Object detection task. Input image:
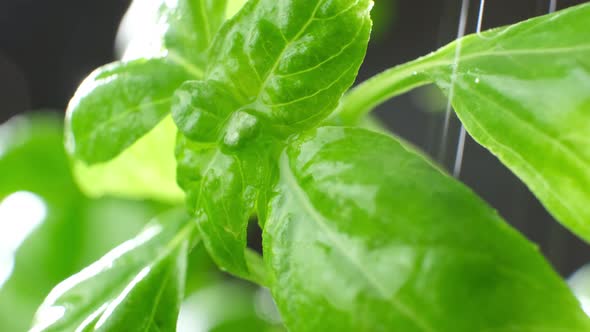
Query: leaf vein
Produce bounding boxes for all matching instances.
[274,17,365,79]
[280,154,437,332]
[254,0,324,102]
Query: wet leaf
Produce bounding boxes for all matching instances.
[264,126,590,331]
[172,0,372,280]
[65,58,190,164]
[340,3,590,243]
[425,4,590,243]
[175,134,273,281]
[174,0,373,140]
[31,210,193,332]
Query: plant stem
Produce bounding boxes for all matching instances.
[336,54,440,125]
[245,249,270,287]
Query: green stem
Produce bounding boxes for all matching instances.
[336,54,439,125]
[244,249,270,287]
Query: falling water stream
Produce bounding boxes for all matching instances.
[549,0,557,12]
[448,0,557,178]
[452,0,486,178]
[438,0,469,168]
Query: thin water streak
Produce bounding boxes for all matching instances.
[476,0,486,33]
[438,0,470,165]
[549,0,557,13]
[452,0,486,177]
[453,127,468,177]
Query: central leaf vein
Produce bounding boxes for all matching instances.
[279,154,437,332]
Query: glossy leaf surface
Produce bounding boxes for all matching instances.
[31,210,192,332]
[176,137,250,276]
[173,0,373,140]
[172,0,372,279]
[264,126,590,331]
[341,3,590,243]
[425,4,590,243]
[66,58,190,164]
[71,0,234,199]
[176,134,273,280]
[172,80,242,143]
[161,0,228,70]
[119,0,230,68]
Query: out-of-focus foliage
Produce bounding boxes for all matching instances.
[0,114,165,331]
[73,116,184,203]
[31,210,192,331]
[178,281,283,332]
[0,113,284,331]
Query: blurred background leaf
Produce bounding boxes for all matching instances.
[72,116,184,204]
[0,113,284,331]
[0,114,167,331]
[178,280,283,332]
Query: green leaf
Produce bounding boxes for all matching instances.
[0,114,160,332]
[72,116,184,203]
[116,0,167,60]
[176,134,273,281]
[119,0,230,72]
[0,195,159,332]
[176,138,250,276]
[264,126,590,331]
[226,0,248,18]
[0,115,83,332]
[71,0,234,199]
[172,80,242,143]
[31,210,193,332]
[0,114,78,200]
[425,4,590,243]
[66,58,191,164]
[171,0,372,280]
[173,0,373,140]
[161,0,229,70]
[338,3,590,243]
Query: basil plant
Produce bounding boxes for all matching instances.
[14,0,590,331]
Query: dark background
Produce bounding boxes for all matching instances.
[0,0,589,276]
